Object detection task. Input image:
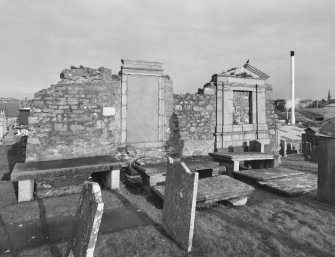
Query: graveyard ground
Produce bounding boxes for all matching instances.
[1,146,335,257]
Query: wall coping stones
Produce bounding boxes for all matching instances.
[121,59,164,76]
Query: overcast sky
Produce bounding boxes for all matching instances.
[0,0,334,100]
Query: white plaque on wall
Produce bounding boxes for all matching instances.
[103,107,115,116]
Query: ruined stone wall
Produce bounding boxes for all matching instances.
[265,85,280,153]
[167,93,216,156]
[26,67,121,162]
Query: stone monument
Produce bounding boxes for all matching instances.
[66,181,104,257]
[318,139,335,206]
[162,157,198,253]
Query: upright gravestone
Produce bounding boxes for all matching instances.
[163,157,198,253]
[318,139,335,206]
[66,181,104,257]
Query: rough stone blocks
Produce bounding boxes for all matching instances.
[18,179,34,202]
[66,181,104,257]
[163,157,198,253]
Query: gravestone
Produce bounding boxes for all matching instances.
[66,181,104,257]
[163,157,198,253]
[318,139,335,206]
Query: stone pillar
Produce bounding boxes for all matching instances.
[215,83,223,150]
[18,180,34,202]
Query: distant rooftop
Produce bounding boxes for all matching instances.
[0,101,19,117]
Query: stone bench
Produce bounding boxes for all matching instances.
[11,156,123,202]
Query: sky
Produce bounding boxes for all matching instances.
[0,0,334,100]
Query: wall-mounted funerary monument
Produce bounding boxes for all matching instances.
[210,63,273,153]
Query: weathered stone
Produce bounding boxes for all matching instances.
[66,182,104,257]
[257,173,317,196]
[318,140,335,205]
[69,124,85,132]
[54,123,68,132]
[234,167,304,181]
[163,158,198,253]
[25,66,122,162]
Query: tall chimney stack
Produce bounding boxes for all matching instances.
[291,51,296,125]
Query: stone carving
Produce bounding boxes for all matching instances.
[66,181,104,257]
[163,157,198,253]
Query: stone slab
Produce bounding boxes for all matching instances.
[209,152,274,161]
[163,158,198,253]
[257,173,317,196]
[153,175,254,205]
[126,75,159,144]
[134,158,225,188]
[318,140,335,206]
[233,167,304,181]
[66,181,104,257]
[11,156,123,181]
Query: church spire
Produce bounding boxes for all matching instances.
[328,90,331,100]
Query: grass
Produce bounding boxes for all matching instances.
[119,184,335,257]
[2,183,335,257]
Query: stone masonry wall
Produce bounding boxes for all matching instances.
[25,67,121,162]
[265,85,280,153]
[167,93,216,156]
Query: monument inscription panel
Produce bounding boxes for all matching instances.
[127,75,159,143]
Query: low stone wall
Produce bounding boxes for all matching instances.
[167,93,216,156]
[25,67,121,162]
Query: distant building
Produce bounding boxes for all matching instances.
[274,99,286,112]
[324,104,335,120]
[327,89,335,105]
[0,110,6,140]
[297,99,313,109]
[18,108,30,126]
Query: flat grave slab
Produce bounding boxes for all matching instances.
[209,152,274,161]
[209,152,274,172]
[11,156,123,181]
[257,173,317,196]
[11,156,124,202]
[153,175,255,205]
[234,167,304,181]
[133,158,225,188]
